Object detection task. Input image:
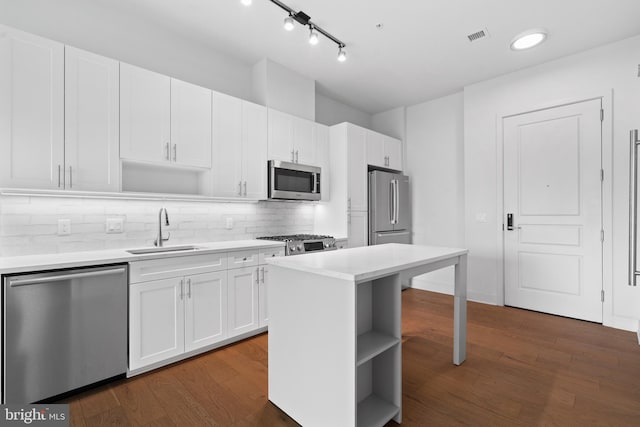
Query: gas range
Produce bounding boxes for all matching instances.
[256,234,336,256]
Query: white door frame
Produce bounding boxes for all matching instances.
[495,91,613,325]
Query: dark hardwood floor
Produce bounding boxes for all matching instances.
[61,289,640,426]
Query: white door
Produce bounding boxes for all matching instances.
[184,271,227,352]
[504,99,602,322]
[170,78,212,169]
[129,278,185,370]
[120,63,170,164]
[0,26,64,189]
[211,91,243,197]
[65,46,119,192]
[242,101,268,199]
[227,266,259,337]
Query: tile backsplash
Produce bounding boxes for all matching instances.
[0,195,316,256]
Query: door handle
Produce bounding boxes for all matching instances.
[506,213,514,231]
[389,181,395,223]
[629,129,639,286]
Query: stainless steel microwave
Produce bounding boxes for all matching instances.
[268,160,321,201]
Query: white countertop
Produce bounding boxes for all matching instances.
[0,240,285,275]
[265,243,468,282]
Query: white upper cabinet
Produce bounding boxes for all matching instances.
[347,124,368,211]
[316,123,331,202]
[65,46,120,192]
[120,63,170,164]
[170,79,212,169]
[268,108,318,165]
[211,92,267,199]
[120,63,211,169]
[366,130,403,171]
[0,25,64,189]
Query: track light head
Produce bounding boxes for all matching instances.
[284,15,295,31]
[309,27,319,45]
[337,46,347,62]
[240,0,252,6]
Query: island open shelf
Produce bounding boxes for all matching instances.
[266,244,468,427]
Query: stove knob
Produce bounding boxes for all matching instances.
[324,242,330,248]
[297,245,303,252]
[290,246,296,252]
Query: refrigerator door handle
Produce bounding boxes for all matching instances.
[389,180,395,224]
[630,129,639,286]
[392,179,399,225]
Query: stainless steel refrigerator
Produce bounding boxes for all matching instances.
[368,170,411,245]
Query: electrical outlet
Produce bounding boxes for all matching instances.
[225,217,234,230]
[57,219,71,236]
[106,218,124,234]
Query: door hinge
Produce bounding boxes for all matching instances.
[601,230,605,242]
[600,169,604,182]
[601,290,605,302]
[600,109,604,122]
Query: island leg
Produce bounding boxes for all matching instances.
[453,254,467,365]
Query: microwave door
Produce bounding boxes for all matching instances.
[369,170,394,232]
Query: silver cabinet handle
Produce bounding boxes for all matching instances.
[243,181,247,196]
[238,181,242,196]
[180,279,184,300]
[173,144,177,162]
[260,267,265,284]
[69,165,72,188]
[165,142,170,160]
[630,129,639,286]
[58,164,62,188]
[9,267,126,287]
[295,150,299,163]
[255,267,260,284]
[187,278,191,298]
[291,150,295,162]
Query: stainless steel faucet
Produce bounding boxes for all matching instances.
[154,207,170,247]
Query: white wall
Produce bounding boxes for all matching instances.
[464,35,640,330]
[315,93,372,128]
[253,59,315,121]
[405,93,465,294]
[372,108,406,141]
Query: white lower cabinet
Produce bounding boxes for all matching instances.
[128,245,283,374]
[227,266,260,337]
[348,211,369,248]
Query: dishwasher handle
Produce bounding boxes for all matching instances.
[8,267,127,287]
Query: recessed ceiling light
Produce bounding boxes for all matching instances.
[510,28,547,51]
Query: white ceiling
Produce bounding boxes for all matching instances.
[95,1,640,113]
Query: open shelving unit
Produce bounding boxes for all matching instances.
[355,275,402,427]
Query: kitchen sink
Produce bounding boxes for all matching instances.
[126,245,203,255]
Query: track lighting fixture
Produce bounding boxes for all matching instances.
[246,0,348,62]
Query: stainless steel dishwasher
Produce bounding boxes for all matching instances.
[3,264,128,403]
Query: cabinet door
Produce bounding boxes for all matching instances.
[212,92,243,197]
[0,26,64,189]
[171,79,212,168]
[316,123,330,201]
[242,101,268,199]
[65,46,119,192]
[384,136,403,171]
[366,130,385,168]
[348,210,368,248]
[347,125,368,211]
[259,266,269,327]
[268,109,294,162]
[227,266,260,337]
[129,278,184,370]
[293,116,316,165]
[120,63,170,164]
[184,271,228,352]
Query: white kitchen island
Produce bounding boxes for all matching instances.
[265,243,468,427]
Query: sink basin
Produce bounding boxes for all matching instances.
[126,245,203,255]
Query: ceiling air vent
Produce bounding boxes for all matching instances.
[467,28,490,42]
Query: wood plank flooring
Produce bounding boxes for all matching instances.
[60,289,640,426]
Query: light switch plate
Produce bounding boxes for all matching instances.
[225,217,234,230]
[57,219,71,236]
[106,218,124,234]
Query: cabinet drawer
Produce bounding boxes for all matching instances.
[227,250,259,268]
[259,247,285,264]
[130,252,227,283]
